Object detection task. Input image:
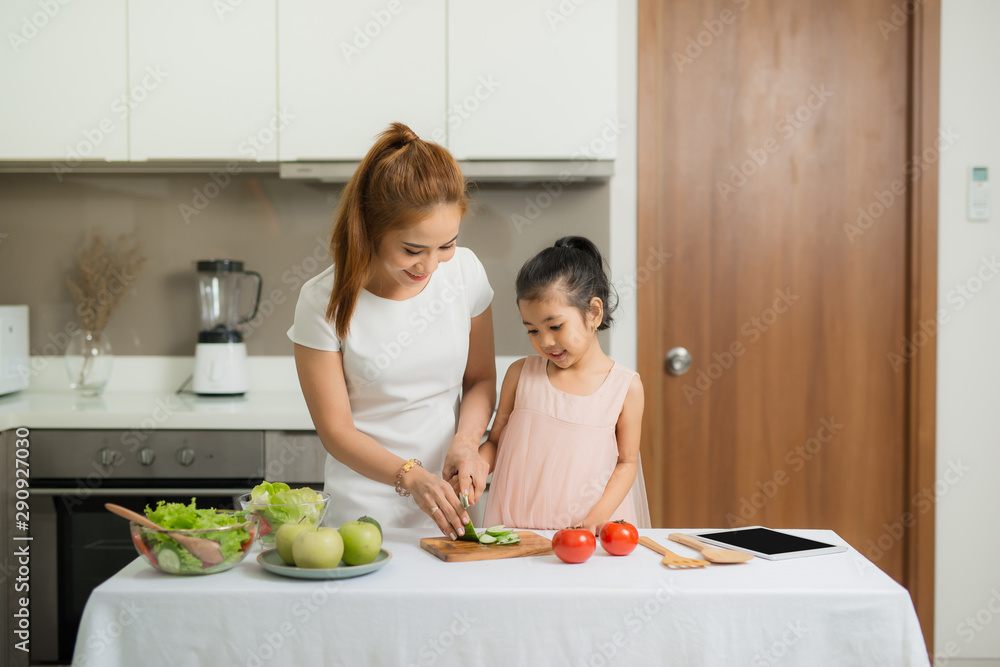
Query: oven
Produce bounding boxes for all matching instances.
[28,429,263,666]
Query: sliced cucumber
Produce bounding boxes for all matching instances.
[156,545,182,574]
[458,521,480,542]
[457,493,481,542]
[454,493,516,546]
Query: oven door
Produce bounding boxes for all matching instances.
[31,486,255,666]
[27,428,265,666]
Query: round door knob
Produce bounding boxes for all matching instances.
[665,347,692,376]
[176,448,196,467]
[138,448,156,466]
[97,448,124,468]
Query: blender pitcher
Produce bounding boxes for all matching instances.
[195,260,262,342]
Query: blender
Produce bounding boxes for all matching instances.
[192,259,262,395]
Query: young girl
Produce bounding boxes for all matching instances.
[480,237,650,533]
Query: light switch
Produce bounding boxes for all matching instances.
[968,165,990,221]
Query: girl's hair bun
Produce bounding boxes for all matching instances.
[554,236,604,269]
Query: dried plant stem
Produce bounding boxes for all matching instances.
[66,228,147,335]
[75,331,101,391]
[66,229,146,389]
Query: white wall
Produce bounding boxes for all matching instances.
[609,0,638,371]
[936,1,1000,663]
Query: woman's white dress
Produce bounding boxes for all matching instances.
[287,247,493,531]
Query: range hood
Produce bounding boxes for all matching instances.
[0,159,614,183]
[280,160,615,184]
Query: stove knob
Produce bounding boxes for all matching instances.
[138,448,156,466]
[98,448,124,468]
[176,447,196,467]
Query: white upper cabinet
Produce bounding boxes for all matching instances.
[0,2,618,165]
[127,0,277,161]
[447,1,618,160]
[278,1,447,161]
[0,0,127,161]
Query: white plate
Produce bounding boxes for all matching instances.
[256,548,392,579]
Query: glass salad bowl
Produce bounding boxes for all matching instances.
[130,511,259,575]
[238,489,331,548]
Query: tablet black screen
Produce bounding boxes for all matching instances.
[698,528,837,555]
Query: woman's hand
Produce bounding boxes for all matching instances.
[402,465,470,539]
[443,435,490,504]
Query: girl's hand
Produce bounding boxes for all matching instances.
[402,465,470,539]
[443,436,490,505]
[581,519,604,538]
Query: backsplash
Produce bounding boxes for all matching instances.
[0,173,610,358]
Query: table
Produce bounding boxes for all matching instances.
[73,529,930,667]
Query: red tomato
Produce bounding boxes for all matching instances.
[131,532,158,567]
[599,520,639,556]
[240,518,259,551]
[552,528,597,564]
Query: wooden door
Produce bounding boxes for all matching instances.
[637,0,939,647]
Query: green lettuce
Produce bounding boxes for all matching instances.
[249,481,291,504]
[143,499,252,573]
[243,482,327,535]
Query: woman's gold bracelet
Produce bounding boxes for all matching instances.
[395,458,422,497]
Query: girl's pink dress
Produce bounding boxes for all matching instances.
[483,355,649,530]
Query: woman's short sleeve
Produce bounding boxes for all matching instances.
[286,270,341,352]
[460,248,494,317]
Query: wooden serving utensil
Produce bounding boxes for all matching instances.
[637,536,709,569]
[105,503,225,566]
[668,532,754,564]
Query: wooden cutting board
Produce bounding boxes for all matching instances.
[420,531,553,562]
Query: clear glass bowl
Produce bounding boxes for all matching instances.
[237,491,331,547]
[130,511,259,575]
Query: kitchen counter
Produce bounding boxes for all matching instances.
[73,528,931,667]
[0,355,313,431]
[0,355,520,432]
[0,389,313,431]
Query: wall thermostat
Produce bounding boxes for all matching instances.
[968,165,990,221]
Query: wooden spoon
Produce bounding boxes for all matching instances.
[637,536,708,569]
[668,532,754,563]
[105,503,225,566]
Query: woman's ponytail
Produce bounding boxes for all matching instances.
[325,123,467,339]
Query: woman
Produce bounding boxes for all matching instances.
[287,123,495,538]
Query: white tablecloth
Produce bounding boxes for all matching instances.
[73,529,929,667]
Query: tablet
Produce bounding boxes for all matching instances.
[692,526,848,560]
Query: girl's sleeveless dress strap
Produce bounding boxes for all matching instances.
[511,355,546,410]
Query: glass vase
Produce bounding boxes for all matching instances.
[65,330,113,397]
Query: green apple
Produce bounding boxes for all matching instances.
[338,520,382,566]
[357,515,382,538]
[292,527,344,569]
[275,521,313,565]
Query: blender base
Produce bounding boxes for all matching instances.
[193,342,249,395]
